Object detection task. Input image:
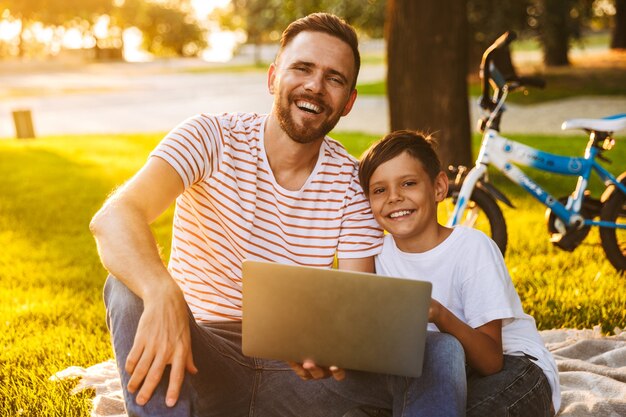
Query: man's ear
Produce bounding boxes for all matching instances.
[341,89,358,116]
[268,63,277,94]
[434,171,449,203]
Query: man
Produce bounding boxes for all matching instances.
[91,13,465,416]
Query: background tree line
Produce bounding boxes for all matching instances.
[0,0,206,58]
[214,0,625,67]
[1,0,623,62]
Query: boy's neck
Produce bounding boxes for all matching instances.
[393,224,453,254]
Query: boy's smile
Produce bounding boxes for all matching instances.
[367,151,450,253]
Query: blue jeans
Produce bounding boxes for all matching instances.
[467,354,554,417]
[103,275,466,417]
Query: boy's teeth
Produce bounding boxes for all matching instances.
[389,210,411,218]
[296,101,321,114]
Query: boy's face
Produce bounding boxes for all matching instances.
[367,152,448,252]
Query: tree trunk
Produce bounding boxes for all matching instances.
[611,0,626,49]
[540,0,571,66]
[386,0,471,168]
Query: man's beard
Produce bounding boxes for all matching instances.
[275,93,342,144]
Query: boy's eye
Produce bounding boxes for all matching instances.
[372,187,385,195]
[403,181,416,187]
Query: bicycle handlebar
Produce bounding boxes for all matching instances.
[480,32,517,108]
[517,76,546,89]
[479,31,547,111]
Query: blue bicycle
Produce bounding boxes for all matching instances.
[444,32,626,271]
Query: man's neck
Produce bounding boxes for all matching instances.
[264,114,324,191]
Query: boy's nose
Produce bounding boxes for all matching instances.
[387,187,403,203]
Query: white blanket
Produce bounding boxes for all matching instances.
[51,327,626,417]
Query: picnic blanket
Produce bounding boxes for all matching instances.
[51,327,626,417]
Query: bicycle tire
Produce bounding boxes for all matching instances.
[599,178,626,271]
[441,184,508,255]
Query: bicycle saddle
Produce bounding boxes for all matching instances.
[561,114,626,133]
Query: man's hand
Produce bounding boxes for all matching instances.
[288,360,346,381]
[125,282,198,407]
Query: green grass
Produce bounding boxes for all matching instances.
[1,131,625,415]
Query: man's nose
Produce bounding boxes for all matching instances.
[303,73,324,94]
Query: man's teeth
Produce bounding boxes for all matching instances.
[296,101,321,114]
[389,210,412,219]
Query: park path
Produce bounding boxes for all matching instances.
[1,55,625,138]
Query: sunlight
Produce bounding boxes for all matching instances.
[191,0,230,19]
[123,27,151,62]
[0,19,20,41]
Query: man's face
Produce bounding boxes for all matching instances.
[268,31,357,144]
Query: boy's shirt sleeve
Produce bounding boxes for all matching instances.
[459,236,520,329]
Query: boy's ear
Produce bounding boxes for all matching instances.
[434,171,448,203]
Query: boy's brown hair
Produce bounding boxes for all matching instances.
[359,130,442,197]
[278,13,360,89]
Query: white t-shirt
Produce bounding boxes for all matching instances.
[375,226,561,412]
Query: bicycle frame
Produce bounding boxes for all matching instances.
[448,128,626,230]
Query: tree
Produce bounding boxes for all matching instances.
[611,0,626,49]
[212,0,386,64]
[135,2,207,57]
[386,0,472,168]
[467,0,531,70]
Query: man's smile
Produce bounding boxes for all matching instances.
[295,100,323,114]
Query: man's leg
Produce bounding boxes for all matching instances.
[255,332,466,417]
[104,275,255,417]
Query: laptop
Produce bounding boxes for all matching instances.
[241,260,432,378]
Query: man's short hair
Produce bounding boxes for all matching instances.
[278,12,360,89]
[359,130,442,197]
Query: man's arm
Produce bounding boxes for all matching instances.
[337,256,375,273]
[90,157,197,407]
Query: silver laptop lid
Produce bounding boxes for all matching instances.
[242,260,432,377]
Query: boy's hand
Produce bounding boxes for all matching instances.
[288,360,346,381]
[428,298,444,324]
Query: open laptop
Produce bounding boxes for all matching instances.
[241,260,432,378]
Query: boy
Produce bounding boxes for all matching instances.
[358,130,560,416]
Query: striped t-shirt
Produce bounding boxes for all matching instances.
[151,112,383,322]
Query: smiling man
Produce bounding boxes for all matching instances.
[90,13,466,417]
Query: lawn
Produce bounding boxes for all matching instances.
[1,131,625,416]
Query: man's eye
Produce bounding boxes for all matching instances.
[328,76,343,85]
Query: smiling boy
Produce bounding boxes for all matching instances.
[359,130,561,416]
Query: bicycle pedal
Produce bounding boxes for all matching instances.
[550,229,588,252]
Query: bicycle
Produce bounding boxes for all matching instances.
[443,31,626,271]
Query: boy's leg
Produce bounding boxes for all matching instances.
[255,332,466,417]
[467,354,553,417]
[104,275,255,417]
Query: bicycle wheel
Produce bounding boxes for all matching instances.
[599,181,626,271]
[439,184,508,255]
